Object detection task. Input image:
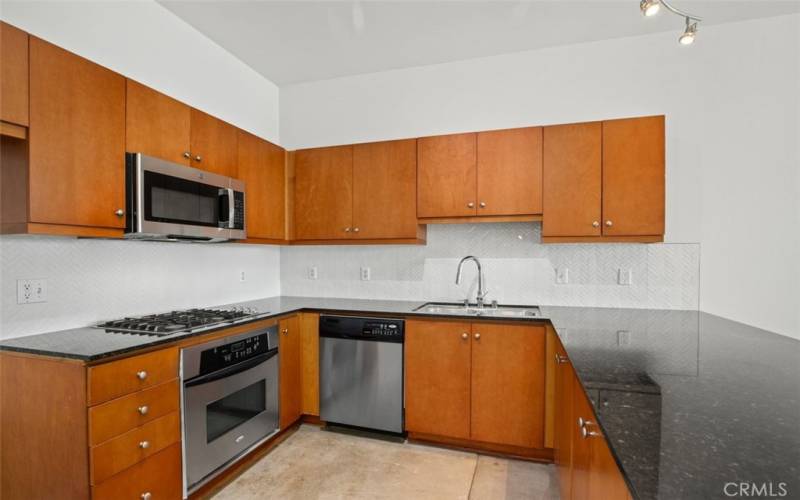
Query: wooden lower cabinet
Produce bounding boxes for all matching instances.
[553,338,632,500]
[279,315,303,428]
[92,443,183,500]
[299,312,321,416]
[405,319,546,450]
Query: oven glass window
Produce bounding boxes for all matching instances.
[144,171,220,227]
[206,380,266,443]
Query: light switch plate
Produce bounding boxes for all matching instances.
[555,267,569,284]
[618,268,633,286]
[17,279,47,304]
[617,330,631,347]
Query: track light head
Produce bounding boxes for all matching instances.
[679,18,697,45]
[640,0,661,17]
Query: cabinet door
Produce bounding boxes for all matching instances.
[476,127,543,216]
[542,122,602,237]
[470,323,545,448]
[405,320,472,440]
[29,37,126,229]
[570,374,594,500]
[0,22,29,126]
[417,133,477,218]
[602,116,665,236]
[293,145,353,240]
[589,428,632,500]
[237,130,286,240]
[126,80,191,165]
[189,108,238,177]
[352,139,418,239]
[554,342,574,500]
[279,316,302,429]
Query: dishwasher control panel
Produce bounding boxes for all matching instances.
[319,315,404,343]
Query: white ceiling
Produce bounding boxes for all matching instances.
[159,1,800,85]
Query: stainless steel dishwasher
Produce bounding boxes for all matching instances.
[319,315,404,434]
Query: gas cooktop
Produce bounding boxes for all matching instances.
[95,307,263,336]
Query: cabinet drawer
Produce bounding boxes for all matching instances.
[88,348,178,405]
[89,380,179,445]
[92,443,182,500]
[90,411,180,484]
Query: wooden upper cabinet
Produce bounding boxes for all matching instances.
[238,130,286,241]
[417,133,477,218]
[0,22,29,127]
[190,108,238,178]
[405,319,472,440]
[28,37,126,229]
[352,139,418,239]
[471,323,545,448]
[602,116,665,237]
[293,145,353,240]
[279,315,302,429]
[476,127,543,216]
[126,80,191,165]
[542,122,602,237]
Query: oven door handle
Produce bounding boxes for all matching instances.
[184,349,277,388]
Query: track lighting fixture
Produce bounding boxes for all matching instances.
[639,0,702,45]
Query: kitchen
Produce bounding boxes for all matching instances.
[0,2,798,500]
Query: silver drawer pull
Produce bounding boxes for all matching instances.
[141,492,152,500]
[137,405,149,415]
[136,370,148,380]
[139,440,150,449]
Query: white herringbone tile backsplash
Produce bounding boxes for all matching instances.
[1,223,699,340]
[281,223,700,310]
[0,236,281,339]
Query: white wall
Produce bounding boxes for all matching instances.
[0,236,280,339]
[281,15,800,339]
[0,0,280,142]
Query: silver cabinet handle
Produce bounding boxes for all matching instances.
[461,333,469,340]
[194,155,202,162]
[115,209,125,217]
[183,151,191,159]
[353,227,360,233]
[136,370,147,380]
[141,492,152,500]
[467,202,475,208]
[137,405,149,415]
[282,328,288,335]
[592,221,600,228]
[344,227,351,232]
[581,426,601,439]
[474,333,481,340]
[605,220,613,227]
[479,202,486,208]
[139,440,150,449]
[554,354,569,364]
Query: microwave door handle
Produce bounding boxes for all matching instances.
[226,187,235,229]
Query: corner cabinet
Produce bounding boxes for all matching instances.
[293,140,424,243]
[542,116,664,243]
[404,319,547,454]
[238,130,287,242]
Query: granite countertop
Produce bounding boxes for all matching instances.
[1,296,798,500]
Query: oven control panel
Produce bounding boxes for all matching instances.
[198,326,276,375]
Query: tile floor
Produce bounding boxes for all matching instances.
[214,425,560,500]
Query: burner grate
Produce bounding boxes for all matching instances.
[95,308,258,336]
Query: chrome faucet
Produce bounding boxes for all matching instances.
[455,256,488,308]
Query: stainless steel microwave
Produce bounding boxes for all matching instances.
[125,153,245,242]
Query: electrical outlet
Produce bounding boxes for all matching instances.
[555,267,569,284]
[617,330,631,347]
[239,271,246,282]
[308,266,318,280]
[360,267,371,281]
[618,268,633,286]
[17,279,47,304]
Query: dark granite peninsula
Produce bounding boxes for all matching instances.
[1,298,798,500]
[546,307,800,500]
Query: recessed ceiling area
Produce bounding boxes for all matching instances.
[159,1,800,85]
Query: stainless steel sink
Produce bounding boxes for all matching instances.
[413,302,541,318]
